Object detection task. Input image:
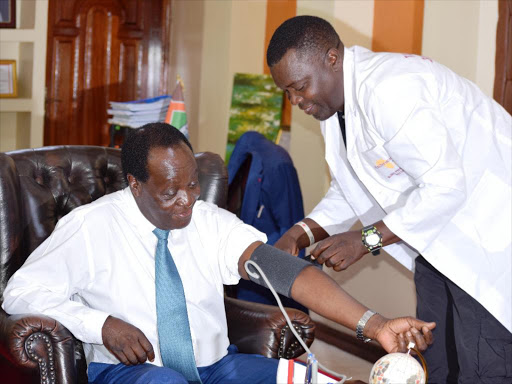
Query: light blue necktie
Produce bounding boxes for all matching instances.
[153,228,202,384]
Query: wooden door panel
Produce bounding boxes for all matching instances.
[494,0,512,114]
[119,41,142,100]
[45,0,171,146]
[46,38,79,145]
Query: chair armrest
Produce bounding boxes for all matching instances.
[225,297,315,359]
[0,309,78,384]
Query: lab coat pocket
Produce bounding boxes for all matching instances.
[360,145,414,193]
[456,170,512,253]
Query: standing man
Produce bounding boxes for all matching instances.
[268,15,511,384]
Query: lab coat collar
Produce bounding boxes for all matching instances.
[342,47,357,157]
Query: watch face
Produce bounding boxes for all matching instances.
[366,233,381,246]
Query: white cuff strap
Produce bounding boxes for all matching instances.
[296,221,315,246]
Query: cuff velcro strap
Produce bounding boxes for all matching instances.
[246,243,311,297]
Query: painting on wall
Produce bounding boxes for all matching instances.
[0,0,15,28]
[226,73,283,164]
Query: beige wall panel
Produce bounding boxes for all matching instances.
[196,0,266,157]
[333,0,374,49]
[229,1,266,75]
[423,0,498,97]
[197,1,233,155]
[475,0,498,97]
[169,0,205,149]
[0,113,18,152]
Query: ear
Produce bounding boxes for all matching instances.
[326,47,342,72]
[128,174,142,197]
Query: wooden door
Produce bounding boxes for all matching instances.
[494,0,512,114]
[44,0,171,146]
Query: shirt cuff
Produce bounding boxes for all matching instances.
[79,310,111,345]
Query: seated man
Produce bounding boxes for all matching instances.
[2,123,435,384]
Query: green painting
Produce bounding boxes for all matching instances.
[226,73,283,164]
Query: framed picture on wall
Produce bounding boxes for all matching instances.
[0,60,18,98]
[0,0,15,28]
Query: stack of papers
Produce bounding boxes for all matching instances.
[108,95,171,128]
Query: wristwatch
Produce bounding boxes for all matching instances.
[361,225,383,256]
[356,309,377,343]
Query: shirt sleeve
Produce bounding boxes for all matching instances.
[214,206,267,285]
[307,171,359,236]
[1,213,110,344]
[366,72,466,253]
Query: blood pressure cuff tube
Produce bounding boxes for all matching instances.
[246,243,312,298]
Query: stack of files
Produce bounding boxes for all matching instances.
[108,95,171,128]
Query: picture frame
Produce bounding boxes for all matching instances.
[0,0,15,28]
[0,60,18,98]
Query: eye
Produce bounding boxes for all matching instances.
[162,191,177,200]
[189,181,198,189]
[297,83,306,92]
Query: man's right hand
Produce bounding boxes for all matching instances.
[102,315,155,365]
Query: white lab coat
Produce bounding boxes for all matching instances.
[308,46,512,332]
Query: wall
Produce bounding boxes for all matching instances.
[423,0,498,97]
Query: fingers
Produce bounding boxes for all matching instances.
[422,325,434,345]
[310,241,330,263]
[115,350,131,365]
[397,333,407,352]
[124,348,140,365]
[139,335,155,362]
[410,327,428,351]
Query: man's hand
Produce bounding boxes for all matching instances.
[366,314,436,353]
[102,315,155,365]
[274,233,301,256]
[310,230,367,270]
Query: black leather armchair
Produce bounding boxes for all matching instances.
[0,146,315,384]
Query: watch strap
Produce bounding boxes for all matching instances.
[356,309,377,343]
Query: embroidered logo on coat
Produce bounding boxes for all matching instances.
[375,158,404,178]
[375,158,395,169]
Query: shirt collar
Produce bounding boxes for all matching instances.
[121,187,156,236]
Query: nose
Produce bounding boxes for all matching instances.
[176,190,193,206]
[288,90,303,106]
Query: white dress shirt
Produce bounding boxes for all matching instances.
[2,187,267,367]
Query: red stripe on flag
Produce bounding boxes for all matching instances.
[169,101,186,111]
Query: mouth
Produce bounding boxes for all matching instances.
[175,206,193,219]
[302,104,315,115]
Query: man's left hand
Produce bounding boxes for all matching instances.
[310,231,366,271]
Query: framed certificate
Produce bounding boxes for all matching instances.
[0,0,16,29]
[0,60,18,98]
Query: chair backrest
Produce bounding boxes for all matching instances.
[0,146,228,294]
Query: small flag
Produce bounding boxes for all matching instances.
[165,76,189,138]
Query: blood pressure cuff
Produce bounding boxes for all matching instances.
[246,243,312,298]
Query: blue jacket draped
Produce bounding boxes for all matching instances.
[228,131,304,246]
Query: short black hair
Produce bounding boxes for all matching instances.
[267,15,341,67]
[121,122,193,182]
